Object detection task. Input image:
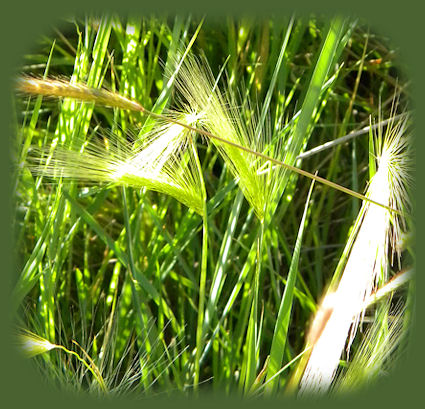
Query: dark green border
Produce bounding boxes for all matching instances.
[1,1,422,409]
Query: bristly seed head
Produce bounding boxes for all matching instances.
[27,112,205,215]
[299,100,412,395]
[18,331,57,358]
[171,54,286,222]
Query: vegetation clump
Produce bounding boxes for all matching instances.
[12,15,413,399]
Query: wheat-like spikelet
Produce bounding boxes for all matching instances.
[17,76,145,112]
[298,107,411,395]
[172,55,285,222]
[28,112,204,215]
[18,330,58,358]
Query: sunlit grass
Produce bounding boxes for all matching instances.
[12,15,414,399]
[297,106,412,395]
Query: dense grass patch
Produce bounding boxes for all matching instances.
[12,15,413,398]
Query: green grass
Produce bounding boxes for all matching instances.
[12,15,413,398]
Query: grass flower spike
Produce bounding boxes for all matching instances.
[28,112,204,215]
[18,330,57,358]
[173,55,284,221]
[17,330,107,391]
[298,107,411,395]
[17,76,144,112]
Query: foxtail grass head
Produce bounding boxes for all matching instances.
[172,54,285,222]
[297,102,412,396]
[17,76,144,112]
[18,330,57,358]
[27,112,205,215]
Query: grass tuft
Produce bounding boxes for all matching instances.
[12,15,413,398]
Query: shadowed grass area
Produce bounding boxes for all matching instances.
[12,15,413,398]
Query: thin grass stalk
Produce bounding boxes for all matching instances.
[189,136,208,392]
[264,179,315,394]
[243,221,264,392]
[203,190,244,335]
[121,187,152,389]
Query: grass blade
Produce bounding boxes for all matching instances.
[265,179,315,393]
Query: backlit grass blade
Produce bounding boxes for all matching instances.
[264,179,315,393]
[18,41,55,169]
[12,204,56,312]
[255,17,294,137]
[264,17,348,222]
[204,190,244,332]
